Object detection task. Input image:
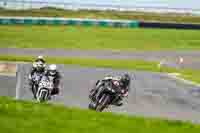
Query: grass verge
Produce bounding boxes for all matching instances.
[0,96,200,133]
[1,25,200,51]
[180,70,200,84]
[0,55,176,72]
[1,7,200,23]
[1,54,200,84]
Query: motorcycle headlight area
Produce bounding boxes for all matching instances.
[39,81,50,88]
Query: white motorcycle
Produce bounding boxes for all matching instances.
[36,75,54,103]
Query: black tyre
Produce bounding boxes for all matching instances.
[37,89,49,103]
[88,101,96,110]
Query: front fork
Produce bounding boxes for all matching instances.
[89,80,102,100]
[32,84,38,99]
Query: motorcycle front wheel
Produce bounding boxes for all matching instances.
[88,100,96,110]
[37,89,49,103]
[96,94,110,112]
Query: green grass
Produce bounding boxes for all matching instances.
[1,25,200,51]
[0,96,200,133]
[1,7,200,23]
[1,54,200,84]
[181,70,200,84]
[0,55,175,72]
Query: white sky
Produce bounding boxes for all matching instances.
[5,0,200,9]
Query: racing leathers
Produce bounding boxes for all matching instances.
[28,62,46,99]
[44,70,61,96]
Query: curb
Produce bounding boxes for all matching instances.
[167,73,200,87]
[0,72,16,77]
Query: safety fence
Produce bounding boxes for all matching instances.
[0,16,139,28]
[139,21,200,30]
[0,16,200,29]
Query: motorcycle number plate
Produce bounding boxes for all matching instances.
[40,81,48,87]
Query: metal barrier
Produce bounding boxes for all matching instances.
[1,16,200,29]
[0,17,139,28]
[140,21,200,30]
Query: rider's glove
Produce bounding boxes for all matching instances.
[121,89,128,97]
[28,74,32,80]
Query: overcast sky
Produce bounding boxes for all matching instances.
[23,0,199,9]
[4,0,200,9]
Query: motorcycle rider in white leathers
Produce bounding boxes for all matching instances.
[44,64,61,96]
[28,56,46,99]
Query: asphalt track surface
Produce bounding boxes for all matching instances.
[2,48,200,69]
[2,48,200,123]
[0,75,16,97]
[3,63,199,123]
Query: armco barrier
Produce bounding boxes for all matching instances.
[1,16,200,29]
[0,17,139,28]
[139,21,200,29]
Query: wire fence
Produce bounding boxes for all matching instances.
[1,0,200,15]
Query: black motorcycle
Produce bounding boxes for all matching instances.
[89,82,122,112]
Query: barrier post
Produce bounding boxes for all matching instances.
[15,64,21,99]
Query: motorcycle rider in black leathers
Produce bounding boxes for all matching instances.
[44,64,61,96]
[89,73,131,106]
[28,55,46,99]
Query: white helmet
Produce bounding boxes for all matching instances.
[34,55,46,67]
[37,55,44,60]
[48,64,57,76]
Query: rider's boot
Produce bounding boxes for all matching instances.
[113,97,123,106]
[31,87,37,99]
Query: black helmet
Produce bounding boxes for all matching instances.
[120,73,131,87]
